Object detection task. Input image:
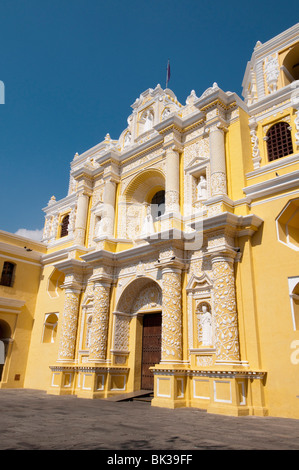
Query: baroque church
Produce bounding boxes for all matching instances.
[1,23,299,418]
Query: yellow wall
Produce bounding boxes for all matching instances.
[238,194,299,418]
[0,232,45,389]
[24,265,66,390]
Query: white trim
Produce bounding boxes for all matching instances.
[63,373,72,388]
[82,373,92,390]
[193,378,210,400]
[243,170,299,201]
[252,188,299,207]
[157,377,171,398]
[51,372,60,387]
[0,308,22,314]
[0,297,25,313]
[176,378,184,398]
[239,381,246,406]
[110,374,126,391]
[96,374,105,390]
[213,380,232,404]
[288,277,299,331]
[246,152,299,180]
[0,253,41,267]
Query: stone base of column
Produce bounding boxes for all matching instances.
[151,366,188,409]
[150,365,268,416]
[48,366,76,396]
[48,365,130,400]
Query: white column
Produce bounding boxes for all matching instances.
[211,253,240,364]
[57,287,81,362]
[165,146,180,214]
[88,280,111,362]
[161,265,182,362]
[209,125,227,197]
[102,178,117,238]
[75,192,90,245]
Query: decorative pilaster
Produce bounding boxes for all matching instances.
[165,146,180,213]
[209,124,227,197]
[264,53,279,94]
[161,266,182,362]
[291,91,299,147]
[249,118,262,169]
[57,288,81,362]
[101,178,117,238]
[211,253,240,363]
[74,191,90,245]
[88,280,111,362]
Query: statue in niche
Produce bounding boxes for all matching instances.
[85,316,92,349]
[143,110,154,132]
[95,216,105,237]
[198,304,212,346]
[124,131,132,148]
[140,206,155,237]
[197,175,207,200]
[162,108,171,120]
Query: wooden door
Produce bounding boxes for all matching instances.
[141,313,162,390]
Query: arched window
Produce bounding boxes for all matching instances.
[0,262,15,287]
[60,214,70,238]
[266,122,293,162]
[151,190,165,219]
[42,313,58,343]
[282,43,299,84]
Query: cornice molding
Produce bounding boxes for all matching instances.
[191,212,263,237]
[0,241,44,264]
[247,81,299,118]
[243,170,299,201]
[42,192,77,214]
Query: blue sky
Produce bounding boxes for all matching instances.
[0,0,298,240]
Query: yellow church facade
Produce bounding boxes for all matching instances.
[1,23,299,419]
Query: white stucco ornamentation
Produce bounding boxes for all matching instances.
[292,91,299,146]
[211,257,240,363]
[199,82,219,100]
[165,190,180,212]
[161,268,182,362]
[88,282,111,362]
[250,125,261,169]
[113,314,130,352]
[210,172,226,196]
[57,289,80,361]
[131,284,162,313]
[264,53,279,94]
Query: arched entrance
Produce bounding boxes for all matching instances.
[0,320,11,382]
[141,312,161,389]
[115,277,162,391]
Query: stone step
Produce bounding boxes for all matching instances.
[104,390,153,402]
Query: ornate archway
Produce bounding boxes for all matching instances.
[113,277,162,389]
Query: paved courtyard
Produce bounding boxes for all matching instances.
[0,389,299,451]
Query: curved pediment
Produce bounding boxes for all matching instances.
[116,277,162,314]
[186,272,213,293]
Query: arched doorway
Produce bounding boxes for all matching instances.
[115,277,162,390]
[0,320,11,381]
[141,312,162,390]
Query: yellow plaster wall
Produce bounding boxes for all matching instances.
[240,194,299,418]
[225,108,252,201]
[0,252,43,388]
[24,265,66,390]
